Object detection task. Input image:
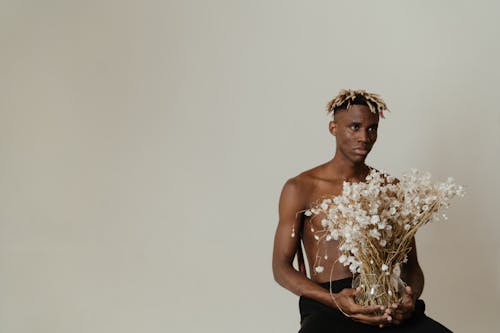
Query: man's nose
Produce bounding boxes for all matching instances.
[358,130,369,142]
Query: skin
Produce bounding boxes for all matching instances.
[272,104,424,328]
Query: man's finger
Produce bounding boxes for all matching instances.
[393,304,412,316]
[352,313,391,326]
[391,319,402,325]
[392,312,404,321]
[351,287,363,298]
[350,303,383,315]
[349,287,360,296]
[344,293,383,314]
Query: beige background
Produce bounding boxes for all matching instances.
[1,1,499,332]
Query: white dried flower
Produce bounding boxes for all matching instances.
[393,263,401,277]
[370,215,380,224]
[368,229,381,240]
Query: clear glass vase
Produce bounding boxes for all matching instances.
[352,273,406,308]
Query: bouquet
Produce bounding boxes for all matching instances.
[304,169,464,307]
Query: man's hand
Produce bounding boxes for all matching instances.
[387,286,417,326]
[333,287,393,327]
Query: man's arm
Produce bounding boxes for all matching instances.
[272,178,389,326]
[390,237,424,325]
[272,178,335,306]
[403,237,424,300]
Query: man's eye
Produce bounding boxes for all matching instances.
[351,124,360,130]
[368,127,378,132]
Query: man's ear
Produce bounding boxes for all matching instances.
[329,120,337,136]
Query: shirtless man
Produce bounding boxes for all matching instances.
[272,90,452,332]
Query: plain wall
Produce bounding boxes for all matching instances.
[1,1,499,332]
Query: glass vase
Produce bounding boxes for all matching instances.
[352,273,406,308]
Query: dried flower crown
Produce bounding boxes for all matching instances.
[327,89,389,119]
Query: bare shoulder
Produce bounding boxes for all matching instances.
[283,164,325,191]
[280,165,326,206]
[280,174,310,203]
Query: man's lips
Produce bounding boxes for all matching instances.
[353,147,369,155]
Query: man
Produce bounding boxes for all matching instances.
[272,89,452,332]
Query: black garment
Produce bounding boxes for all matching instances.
[299,277,452,332]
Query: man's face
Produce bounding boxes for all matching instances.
[329,104,379,163]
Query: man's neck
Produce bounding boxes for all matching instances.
[327,155,370,182]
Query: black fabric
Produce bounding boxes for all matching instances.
[298,277,452,332]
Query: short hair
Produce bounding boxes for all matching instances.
[326,89,389,119]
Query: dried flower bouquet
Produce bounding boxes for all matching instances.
[304,169,464,307]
